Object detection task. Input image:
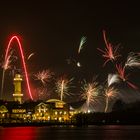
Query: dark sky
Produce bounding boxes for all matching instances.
[0,1,140,100]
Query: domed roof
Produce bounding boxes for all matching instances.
[46,99,65,104]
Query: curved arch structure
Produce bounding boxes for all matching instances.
[5,36,33,100]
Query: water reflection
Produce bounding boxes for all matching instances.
[0,125,140,140]
[0,127,36,140]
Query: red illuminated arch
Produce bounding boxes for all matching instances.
[5,36,33,100]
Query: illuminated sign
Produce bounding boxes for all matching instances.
[55,102,64,108]
[12,109,26,113]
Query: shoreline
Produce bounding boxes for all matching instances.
[1,122,140,127]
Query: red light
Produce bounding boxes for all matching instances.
[5,36,33,100]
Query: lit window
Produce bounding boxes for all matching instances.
[59,117,62,121]
[48,116,50,120]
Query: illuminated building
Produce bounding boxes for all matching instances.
[34,102,50,121]
[46,99,69,121]
[13,74,23,104]
[0,105,8,122]
[34,99,70,122]
[0,73,77,123]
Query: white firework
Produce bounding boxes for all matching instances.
[108,74,120,87]
[104,87,118,113]
[81,81,100,112]
[125,52,140,68]
[34,70,53,85]
[78,36,87,54]
[56,77,73,101]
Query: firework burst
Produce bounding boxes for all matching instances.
[125,52,140,68]
[104,87,118,112]
[56,76,73,101]
[1,50,14,70]
[34,70,53,85]
[116,64,138,89]
[36,87,48,100]
[108,74,120,87]
[81,81,100,112]
[98,30,120,66]
[0,50,14,99]
[78,36,87,54]
[116,64,126,81]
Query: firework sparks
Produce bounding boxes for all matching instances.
[116,64,126,81]
[1,50,13,70]
[104,87,118,112]
[97,30,120,66]
[27,52,35,60]
[56,77,73,101]
[116,64,138,89]
[81,81,100,112]
[125,52,140,68]
[0,50,14,99]
[78,36,87,54]
[34,70,53,85]
[108,74,120,87]
[36,87,48,100]
[3,36,33,100]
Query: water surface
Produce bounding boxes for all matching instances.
[0,125,140,140]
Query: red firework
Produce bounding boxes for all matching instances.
[116,64,138,89]
[116,64,126,81]
[98,30,120,66]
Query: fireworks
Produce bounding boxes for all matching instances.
[104,87,118,112]
[116,64,126,81]
[81,81,100,112]
[36,87,48,100]
[27,52,35,60]
[0,50,14,99]
[4,36,33,100]
[2,50,13,70]
[78,36,87,54]
[107,74,120,87]
[97,30,120,66]
[56,77,73,101]
[116,64,138,89]
[34,70,53,85]
[125,52,140,68]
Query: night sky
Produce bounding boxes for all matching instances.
[0,1,140,101]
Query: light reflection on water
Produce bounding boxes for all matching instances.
[0,125,140,140]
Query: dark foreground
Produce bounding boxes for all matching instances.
[1,125,140,140]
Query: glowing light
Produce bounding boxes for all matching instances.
[78,36,87,54]
[27,52,35,60]
[77,62,81,67]
[125,52,140,68]
[107,73,120,87]
[104,87,118,112]
[97,30,120,66]
[81,80,100,112]
[56,76,73,101]
[0,50,14,98]
[4,36,33,100]
[36,87,48,100]
[116,64,126,81]
[34,69,53,85]
[116,64,138,89]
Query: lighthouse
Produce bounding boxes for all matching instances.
[13,74,23,104]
